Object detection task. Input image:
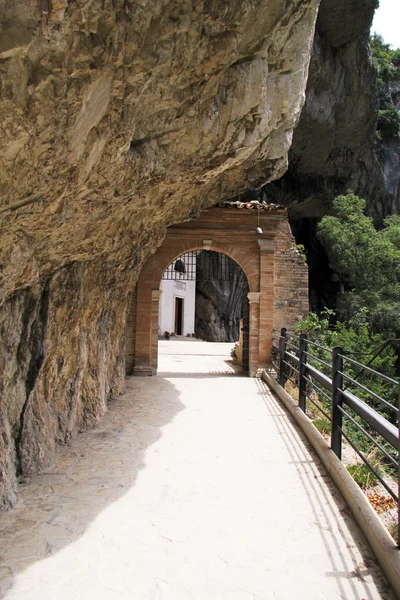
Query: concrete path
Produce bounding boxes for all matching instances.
[0,341,394,599]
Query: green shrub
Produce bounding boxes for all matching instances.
[296,244,307,263]
[313,418,331,436]
[347,464,378,489]
[377,107,400,139]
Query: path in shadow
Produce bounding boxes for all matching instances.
[0,376,184,598]
[255,378,394,600]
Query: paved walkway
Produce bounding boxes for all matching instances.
[0,341,394,599]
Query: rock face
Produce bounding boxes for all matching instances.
[0,0,320,505]
[261,0,400,308]
[265,0,382,217]
[264,0,400,222]
[195,251,248,342]
[378,80,400,215]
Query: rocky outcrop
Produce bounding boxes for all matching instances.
[195,251,248,342]
[0,0,320,505]
[265,0,383,217]
[260,0,400,308]
[262,0,400,223]
[0,262,129,506]
[378,80,400,215]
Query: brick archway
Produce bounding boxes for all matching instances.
[152,243,256,294]
[125,203,309,377]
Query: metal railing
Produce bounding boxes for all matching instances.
[272,327,400,547]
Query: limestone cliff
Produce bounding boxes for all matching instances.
[378,79,400,215]
[0,0,320,505]
[265,0,383,217]
[262,0,400,222]
[195,251,248,342]
[261,0,400,308]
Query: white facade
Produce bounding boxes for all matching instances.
[158,279,196,336]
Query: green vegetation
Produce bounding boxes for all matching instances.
[388,521,399,543]
[296,244,307,263]
[347,463,378,489]
[317,192,400,339]
[370,33,400,140]
[313,418,331,436]
[296,306,397,416]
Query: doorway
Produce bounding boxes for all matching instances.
[174,297,184,335]
[158,250,250,374]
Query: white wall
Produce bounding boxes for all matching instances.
[158,279,196,336]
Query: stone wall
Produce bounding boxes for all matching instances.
[0,261,130,507]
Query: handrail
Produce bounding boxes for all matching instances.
[340,354,398,386]
[272,330,399,548]
[340,389,399,450]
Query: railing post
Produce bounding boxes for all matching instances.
[279,328,287,388]
[299,333,307,413]
[398,381,400,549]
[331,346,343,459]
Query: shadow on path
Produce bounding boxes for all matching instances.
[0,377,183,598]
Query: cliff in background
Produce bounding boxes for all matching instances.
[261,0,400,309]
[265,0,399,219]
[195,251,248,343]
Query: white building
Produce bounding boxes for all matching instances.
[158,256,196,337]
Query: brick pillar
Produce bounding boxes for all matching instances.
[151,289,162,374]
[258,239,276,366]
[133,270,153,376]
[125,286,137,375]
[248,292,260,377]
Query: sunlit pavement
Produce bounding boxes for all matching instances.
[0,341,394,599]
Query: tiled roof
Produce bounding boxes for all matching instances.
[218,200,285,210]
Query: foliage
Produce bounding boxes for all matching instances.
[377,107,400,138]
[370,33,400,90]
[347,463,378,489]
[370,33,400,140]
[317,193,400,339]
[313,418,331,436]
[296,244,307,263]
[388,521,399,543]
[295,306,397,401]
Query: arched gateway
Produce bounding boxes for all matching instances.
[125,201,309,377]
[159,250,251,371]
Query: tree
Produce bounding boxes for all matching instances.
[370,33,400,140]
[317,192,400,337]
